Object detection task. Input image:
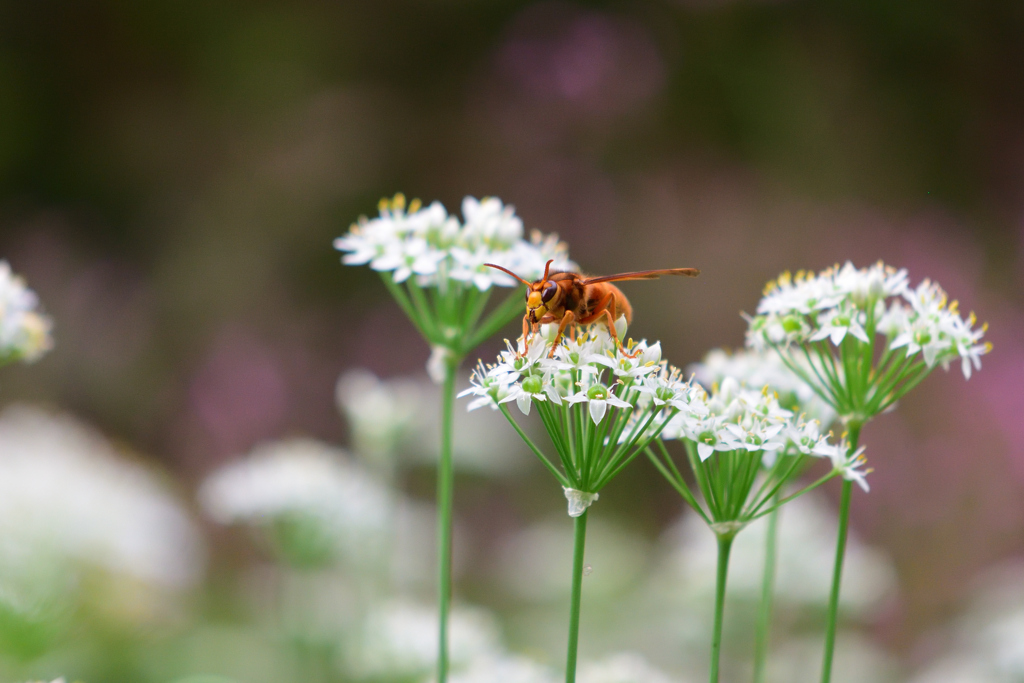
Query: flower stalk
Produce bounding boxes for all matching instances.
[820,421,860,683]
[436,354,457,683]
[565,510,588,683]
[752,499,780,683]
[710,532,734,683]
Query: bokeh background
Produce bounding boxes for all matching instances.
[1,1,1024,681]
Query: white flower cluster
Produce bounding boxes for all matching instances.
[0,405,203,624]
[578,652,688,683]
[688,348,835,424]
[0,260,52,364]
[461,320,694,426]
[335,194,574,290]
[345,599,501,680]
[746,261,990,379]
[660,378,869,488]
[199,439,393,564]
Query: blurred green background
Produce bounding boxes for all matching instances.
[1,1,1024,681]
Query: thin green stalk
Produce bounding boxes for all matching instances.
[645,445,710,525]
[407,278,441,340]
[499,405,570,487]
[566,510,589,683]
[710,534,734,683]
[380,273,431,340]
[753,500,781,683]
[595,413,674,489]
[820,421,861,683]
[436,357,459,683]
[465,288,526,350]
[749,470,837,521]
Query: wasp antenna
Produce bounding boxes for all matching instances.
[483,263,532,286]
[542,259,554,281]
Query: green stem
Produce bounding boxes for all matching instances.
[566,510,589,683]
[752,501,781,683]
[436,357,459,683]
[820,421,860,683]
[710,534,734,683]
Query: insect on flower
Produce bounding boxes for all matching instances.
[484,259,699,357]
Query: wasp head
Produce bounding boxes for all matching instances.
[482,259,561,323]
[527,279,560,323]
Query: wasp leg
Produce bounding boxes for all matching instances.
[548,310,576,357]
[515,314,532,358]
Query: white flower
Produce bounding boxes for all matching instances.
[590,341,662,380]
[0,405,203,627]
[634,365,691,409]
[336,369,422,460]
[567,382,633,425]
[0,261,53,364]
[199,439,393,564]
[721,420,787,453]
[345,599,501,680]
[809,304,870,346]
[460,361,514,411]
[494,338,548,381]
[812,438,872,492]
[832,260,908,304]
[446,654,559,683]
[578,652,685,683]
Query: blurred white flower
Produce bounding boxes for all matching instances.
[651,493,897,618]
[495,516,652,603]
[443,653,559,683]
[908,561,1024,683]
[0,405,203,628]
[766,632,899,683]
[336,368,422,466]
[199,439,393,567]
[578,652,689,683]
[345,599,501,680]
[0,260,53,365]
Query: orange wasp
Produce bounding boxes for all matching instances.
[484,260,700,357]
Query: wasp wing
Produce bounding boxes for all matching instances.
[580,268,699,285]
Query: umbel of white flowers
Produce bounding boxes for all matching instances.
[0,260,53,366]
[745,261,990,420]
[462,318,699,515]
[689,347,836,426]
[652,376,869,533]
[335,194,574,379]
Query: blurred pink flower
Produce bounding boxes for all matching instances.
[189,327,288,456]
[496,3,665,117]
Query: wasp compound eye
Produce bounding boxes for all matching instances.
[541,282,557,303]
